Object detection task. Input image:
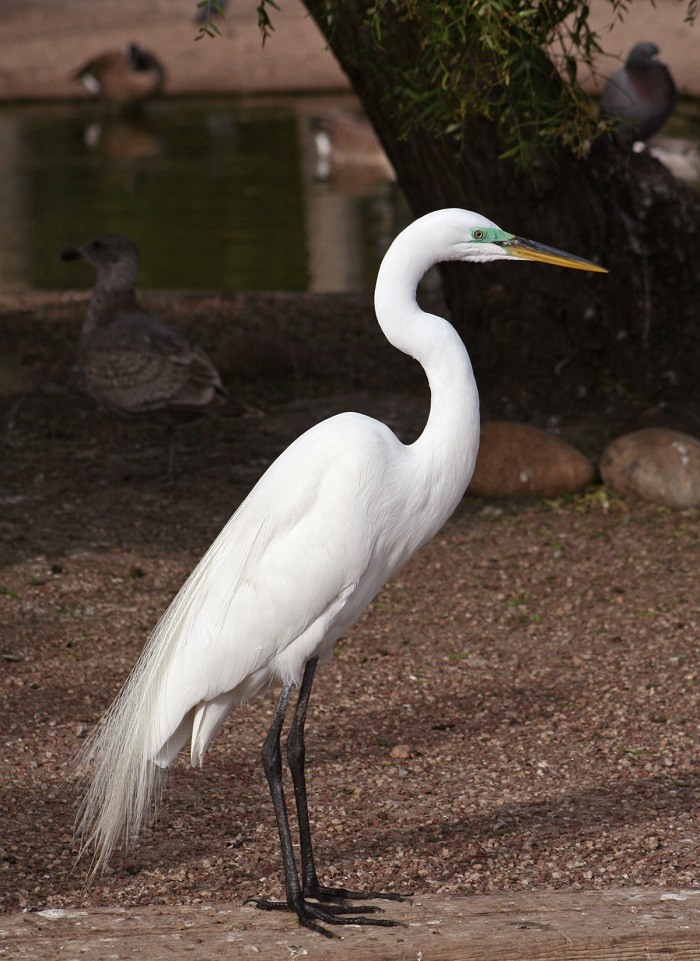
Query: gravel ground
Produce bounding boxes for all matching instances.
[0,291,698,918]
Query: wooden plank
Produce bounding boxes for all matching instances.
[2,888,699,960]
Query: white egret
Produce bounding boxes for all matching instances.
[76,209,606,936]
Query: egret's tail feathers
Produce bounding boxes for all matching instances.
[74,504,259,871]
[73,571,204,871]
[191,690,238,768]
[75,718,167,873]
[153,708,195,769]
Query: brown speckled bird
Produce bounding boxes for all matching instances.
[61,233,226,476]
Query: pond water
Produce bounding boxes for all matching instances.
[0,93,407,294]
[0,93,697,294]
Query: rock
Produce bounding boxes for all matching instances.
[468,422,595,499]
[600,428,700,508]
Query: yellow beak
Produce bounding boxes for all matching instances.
[504,237,607,273]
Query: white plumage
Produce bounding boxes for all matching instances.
[76,208,604,935]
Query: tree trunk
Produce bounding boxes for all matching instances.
[301,0,700,434]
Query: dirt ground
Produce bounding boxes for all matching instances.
[0,290,698,956]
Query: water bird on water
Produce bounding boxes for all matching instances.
[310,111,395,183]
[75,210,606,936]
[73,43,165,107]
[61,233,226,477]
[600,42,676,144]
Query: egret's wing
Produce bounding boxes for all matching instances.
[141,413,403,756]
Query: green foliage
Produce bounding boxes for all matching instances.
[361,0,635,164]
[258,0,280,44]
[195,0,226,40]
[260,1,696,166]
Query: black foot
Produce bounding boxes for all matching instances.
[306,881,406,904]
[245,895,403,938]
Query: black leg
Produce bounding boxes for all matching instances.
[247,664,403,936]
[256,681,302,908]
[286,657,320,894]
[286,657,405,908]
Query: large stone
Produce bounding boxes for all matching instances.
[600,428,700,508]
[468,422,595,498]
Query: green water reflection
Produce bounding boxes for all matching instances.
[0,95,403,293]
[20,99,308,290]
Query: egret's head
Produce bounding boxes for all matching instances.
[426,208,607,274]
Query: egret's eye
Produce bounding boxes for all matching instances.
[471,228,486,241]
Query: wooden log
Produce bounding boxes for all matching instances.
[2,888,699,960]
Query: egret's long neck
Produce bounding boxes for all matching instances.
[374,235,480,510]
